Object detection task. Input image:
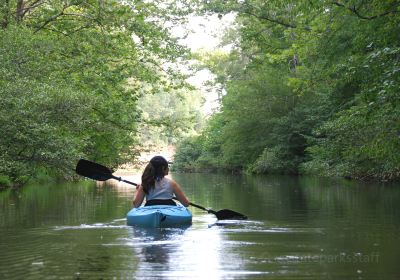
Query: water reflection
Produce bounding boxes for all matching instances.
[121,216,226,279]
[129,227,186,264]
[1,176,400,279]
[122,215,269,279]
[173,224,223,279]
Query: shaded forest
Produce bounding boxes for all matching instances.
[174,0,400,181]
[1,1,399,188]
[0,0,202,187]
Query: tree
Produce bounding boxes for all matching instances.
[175,0,400,180]
[0,0,196,187]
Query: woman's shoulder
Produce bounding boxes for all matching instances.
[162,176,174,183]
[163,177,177,186]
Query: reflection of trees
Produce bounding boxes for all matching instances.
[132,228,171,264]
[0,181,134,228]
[173,173,310,221]
[1,174,400,278]
[173,173,400,228]
[129,227,189,279]
[240,175,310,222]
[173,172,400,273]
[172,172,252,215]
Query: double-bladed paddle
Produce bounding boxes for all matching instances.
[75,159,247,220]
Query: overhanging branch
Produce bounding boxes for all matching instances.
[331,1,400,20]
[240,3,311,31]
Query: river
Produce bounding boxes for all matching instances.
[0,174,399,279]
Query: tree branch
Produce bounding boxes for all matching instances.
[33,10,65,33]
[21,0,44,18]
[241,2,297,29]
[92,107,130,131]
[41,26,71,37]
[331,1,400,20]
[37,0,106,35]
[240,3,311,31]
[16,0,25,22]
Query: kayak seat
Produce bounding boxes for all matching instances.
[145,199,176,206]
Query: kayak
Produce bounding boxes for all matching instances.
[126,205,192,228]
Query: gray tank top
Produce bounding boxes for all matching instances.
[146,177,174,200]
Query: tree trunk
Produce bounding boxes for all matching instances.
[16,0,25,22]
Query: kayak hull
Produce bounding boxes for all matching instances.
[126,205,192,228]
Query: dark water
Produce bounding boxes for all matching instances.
[0,174,399,279]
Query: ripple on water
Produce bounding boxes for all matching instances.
[0,228,49,279]
[54,224,130,230]
[53,218,130,230]
[220,225,325,234]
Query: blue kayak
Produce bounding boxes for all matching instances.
[126,205,192,228]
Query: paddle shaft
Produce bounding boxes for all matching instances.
[188,202,217,215]
[110,175,138,187]
[189,202,207,211]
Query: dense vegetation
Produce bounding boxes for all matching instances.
[174,0,400,181]
[0,0,201,188]
[1,1,399,188]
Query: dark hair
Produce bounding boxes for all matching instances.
[141,156,169,194]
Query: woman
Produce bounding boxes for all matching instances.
[133,156,190,208]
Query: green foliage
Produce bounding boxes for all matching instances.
[195,114,225,169]
[0,175,12,189]
[138,87,205,149]
[173,113,226,172]
[300,3,400,181]
[0,0,196,187]
[2,0,399,184]
[173,136,203,171]
[0,27,95,184]
[176,0,400,181]
[303,98,400,180]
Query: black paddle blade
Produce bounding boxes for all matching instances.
[75,159,113,181]
[215,209,248,220]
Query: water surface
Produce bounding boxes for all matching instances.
[0,174,399,279]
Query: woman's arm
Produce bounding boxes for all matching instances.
[171,180,190,207]
[133,185,145,208]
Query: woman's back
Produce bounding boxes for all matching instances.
[146,177,174,201]
[133,155,189,208]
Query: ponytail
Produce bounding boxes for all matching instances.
[141,163,155,194]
